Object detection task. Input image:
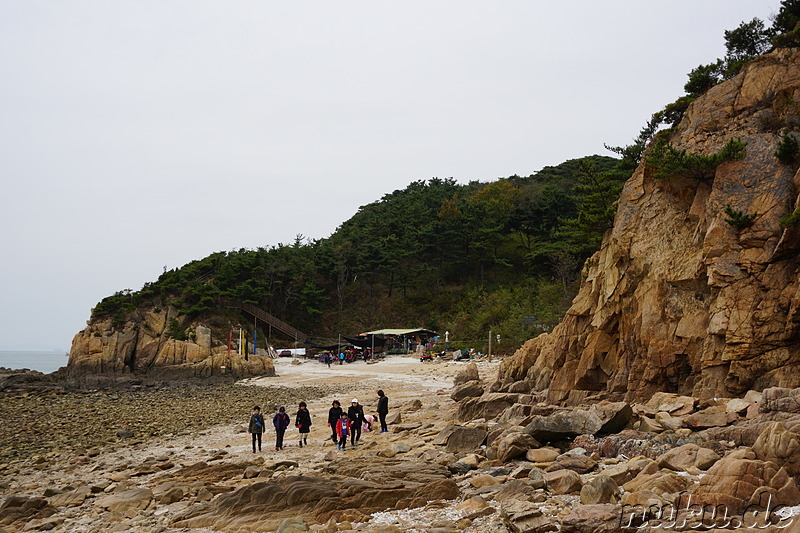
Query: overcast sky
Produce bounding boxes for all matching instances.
[0,1,777,351]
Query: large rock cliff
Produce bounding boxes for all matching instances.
[499,48,800,403]
[68,306,274,378]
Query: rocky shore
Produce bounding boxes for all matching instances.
[1,356,799,532]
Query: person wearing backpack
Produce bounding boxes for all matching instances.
[295,401,312,447]
[347,399,365,446]
[335,411,351,450]
[273,406,290,451]
[248,406,265,452]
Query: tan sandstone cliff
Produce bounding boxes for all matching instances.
[498,48,800,403]
[68,306,275,378]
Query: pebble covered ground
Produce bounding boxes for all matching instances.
[0,383,332,462]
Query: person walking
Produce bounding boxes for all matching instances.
[295,401,312,447]
[335,411,351,450]
[273,406,290,451]
[377,390,389,433]
[339,351,345,365]
[248,406,265,452]
[325,353,331,368]
[347,399,365,446]
[327,400,343,444]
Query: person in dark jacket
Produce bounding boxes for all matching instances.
[273,406,290,451]
[377,390,389,433]
[327,400,343,444]
[295,401,312,447]
[347,399,365,446]
[248,406,265,452]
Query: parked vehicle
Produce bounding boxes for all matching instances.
[279,350,293,357]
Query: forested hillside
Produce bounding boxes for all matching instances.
[91,155,623,352]
[84,0,800,356]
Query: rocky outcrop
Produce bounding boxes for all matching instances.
[68,306,274,378]
[498,48,800,402]
[170,460,459,532]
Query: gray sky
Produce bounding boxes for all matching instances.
[0,1,777,351]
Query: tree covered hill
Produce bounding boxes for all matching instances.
[90,0,800,354]
[91,154,623,353]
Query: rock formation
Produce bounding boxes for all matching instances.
[499,48,800,402]
[67,306,274,378]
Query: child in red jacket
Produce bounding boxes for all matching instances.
[335,412,351,450]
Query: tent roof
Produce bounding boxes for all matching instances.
[360,328,438,336]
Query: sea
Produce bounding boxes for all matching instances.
[0,350,69,374]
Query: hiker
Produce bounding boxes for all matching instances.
[248,406,265,452]
[325,353,331,368]
[273,406,290,451]
[327,400,343,444]
[347,399,365,446]
[377,390,389,433]
[335,411,351,450]
[295,401,312,447]
[339,352,345,365]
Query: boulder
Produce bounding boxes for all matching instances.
[544,469,582,495]
[48,486,91,507]
[622,467,691,499]
[589,401,633,434]
[523,410,603,442]
[153,482,188,505]
[525,447,560,463]
[276,518,309,533]
[443,426,487,454]
[469,475,500,489]
[762,387,800,413]
[600,458,652,485]
[385,411,402,425]
[579,475,619,504]
[493,479,546,503]
[243,466,261,479]
[451,381,484,402]
[457,393,519,421]
[171,471,459,531]
[453,363,479,386]
[752,422,800,477]
[683,405,728,429]
[546,453,597,474]
[656,443,720,472]
[691,450,800,515]
[500,500,557,533]
[95,488,153,513]
[507,380,532,393]
[496,432,540,463]
[0,496,57,530]
[527,467,547,490]
[646,393,696,416]
[560,504,631,533]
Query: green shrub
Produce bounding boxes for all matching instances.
[166,318,189,341]
[776,131,800,164]
[724,204,757,230]
[655,96,696,128]
[780,208,800,227]
[647,138,747,183]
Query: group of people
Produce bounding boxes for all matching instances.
[321,348,373,367]
[247,390,390,452]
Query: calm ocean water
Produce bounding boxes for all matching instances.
[0,351,69,373]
